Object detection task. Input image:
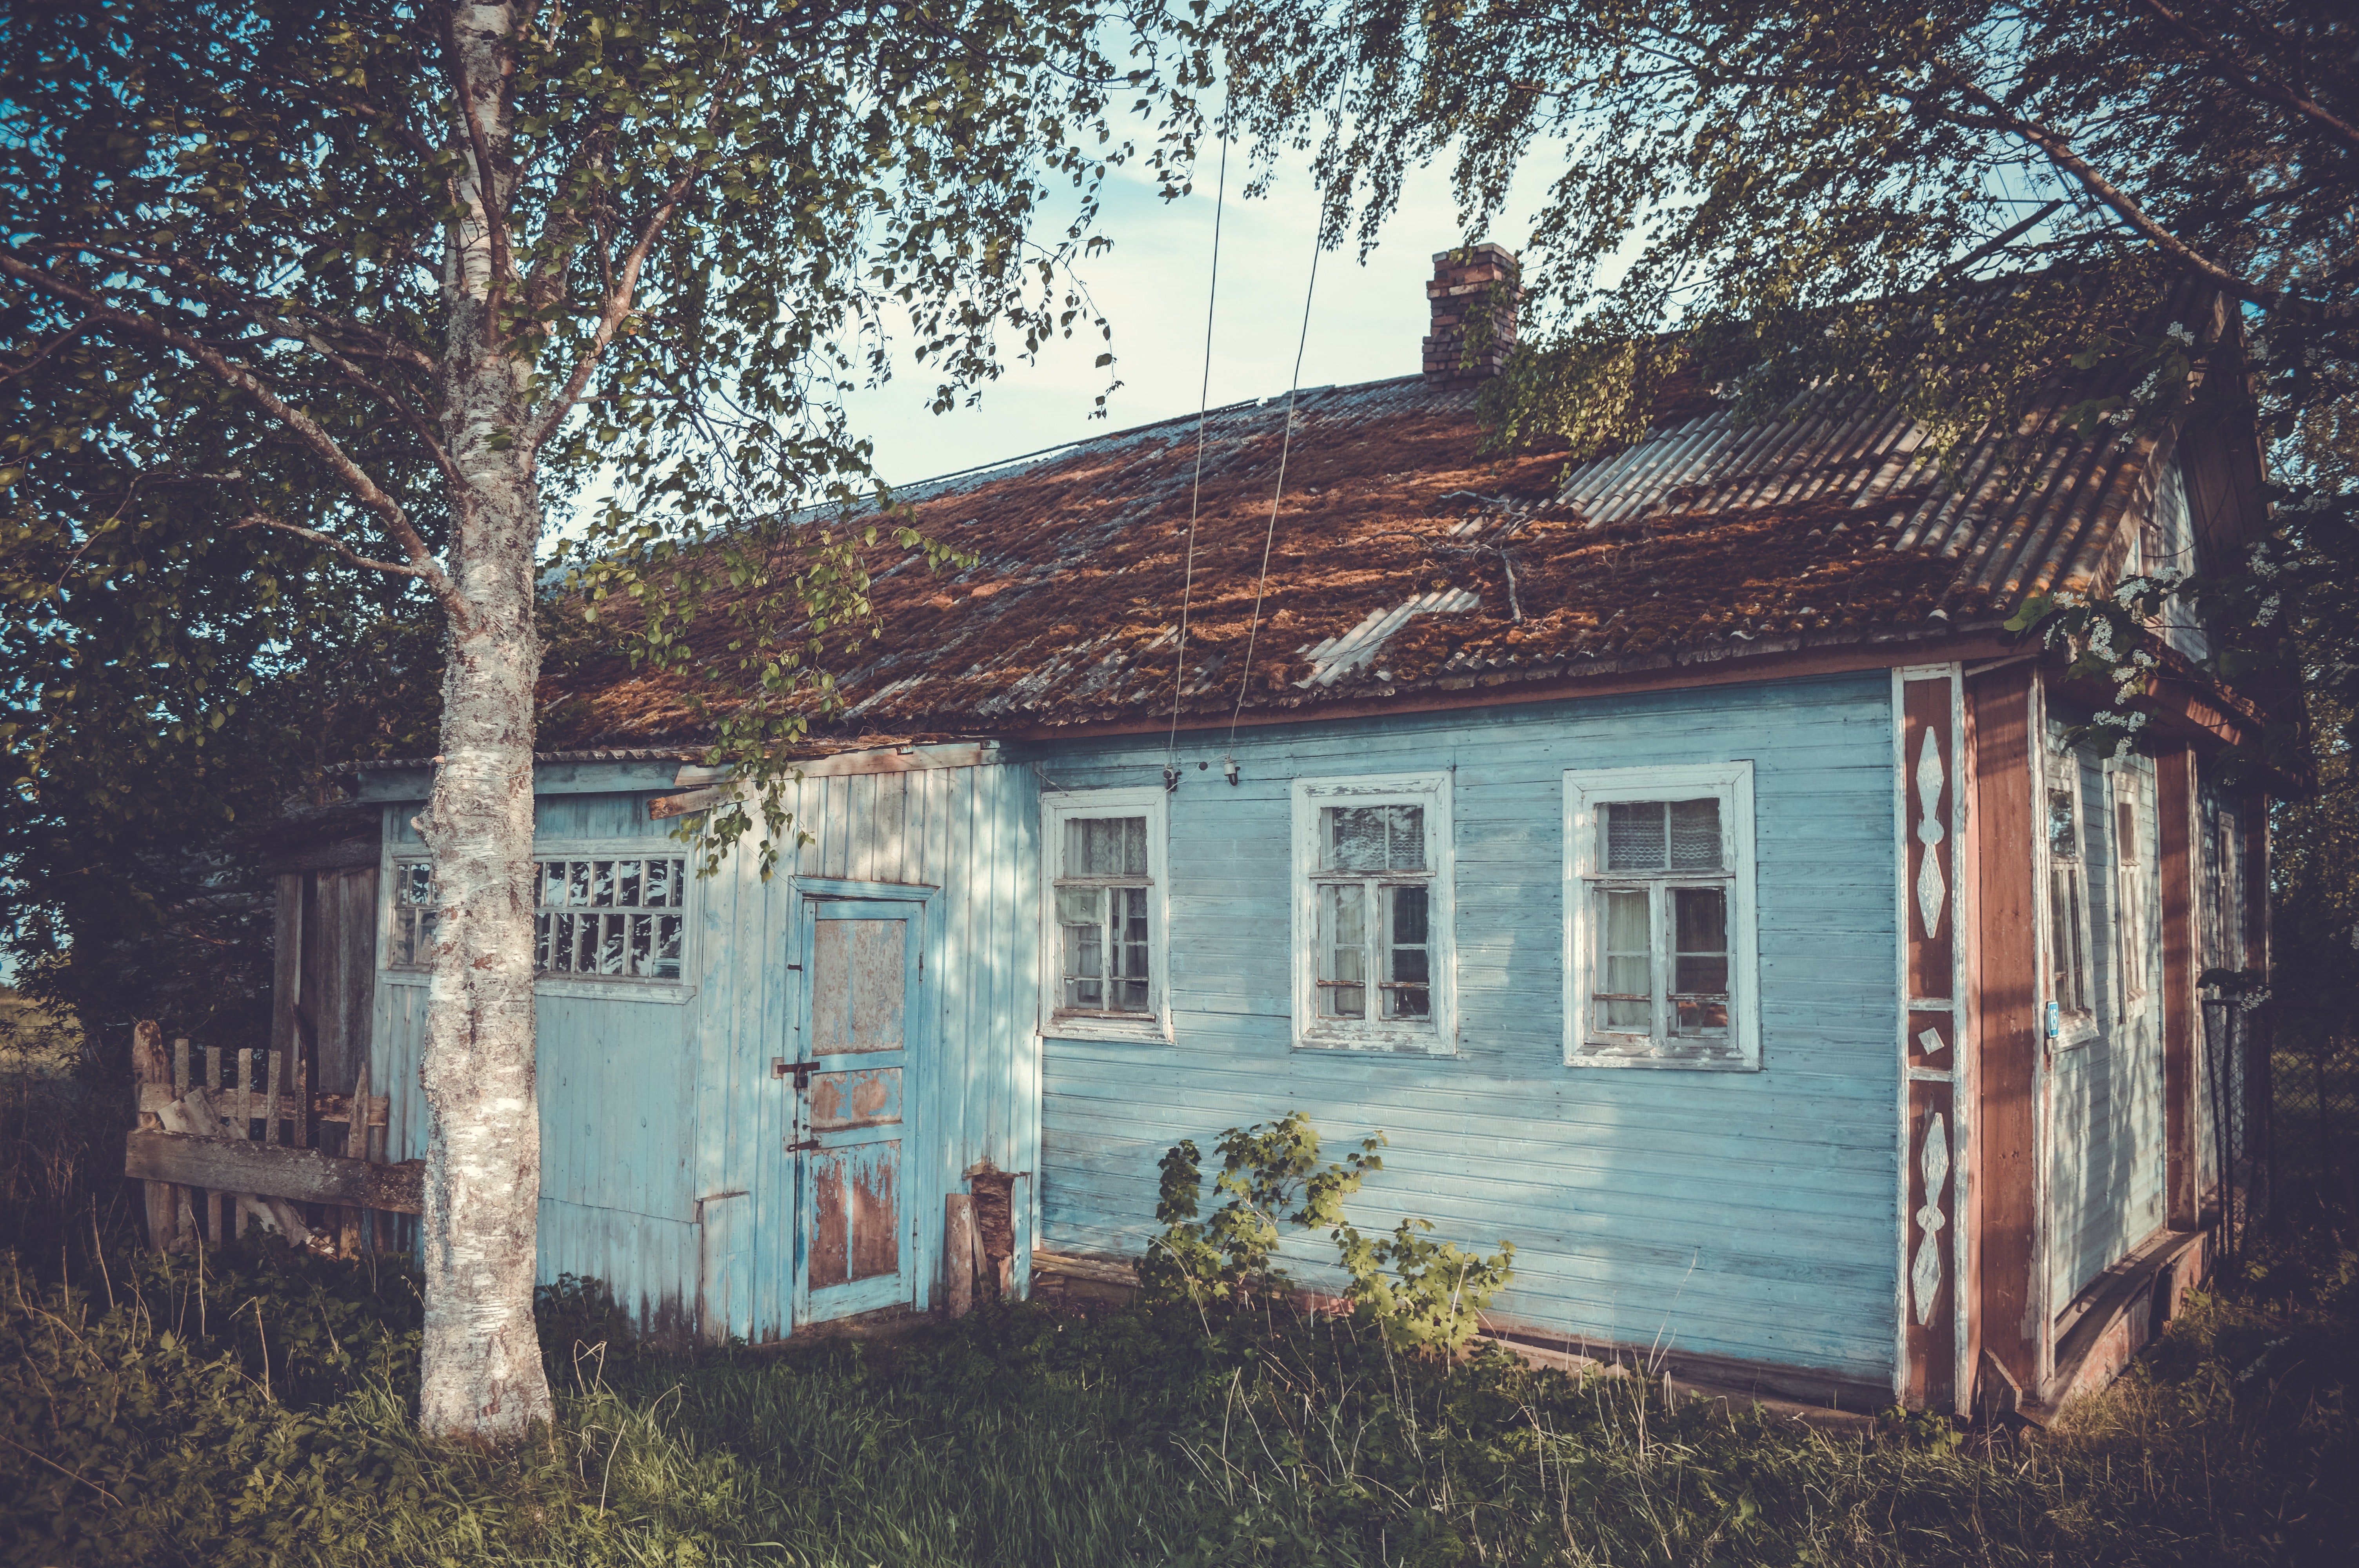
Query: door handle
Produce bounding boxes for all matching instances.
[772,1058,820,1087]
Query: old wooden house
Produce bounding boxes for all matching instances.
[289,251,2271,1418]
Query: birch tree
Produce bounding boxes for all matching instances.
[1,0,1195,1442]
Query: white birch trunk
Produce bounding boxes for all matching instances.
[415,0,555,1441]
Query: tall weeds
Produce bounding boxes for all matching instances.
[3,1235,2351,1566]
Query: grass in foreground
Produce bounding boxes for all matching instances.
[3,1220,2354,1568]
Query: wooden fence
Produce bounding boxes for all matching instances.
[124,1019,420,1255]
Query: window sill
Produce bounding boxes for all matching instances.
[379,971,698,1006]
[1041,1015,1170,1046]
[2053,1014,2100,1051]
[1294,1028,1454,1057]
[1568,1037,1759,1071]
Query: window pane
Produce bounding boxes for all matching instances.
[2116,799,2139,865]
[1114,886,1152,1013]
[1326,806,1391,872]
[1390,882,1428,946]
[1388,806,1426,871]
[1321,883,1366,1017]
[1597,887,1652,1032]
[2048,788,2077,857]
[1675,997,1731,1034]
[1385,884,1430,1020]
[1054,886,1101,927]
[618,861,642,908]
[550,913,574,973]
[2048,870,2071,1000]
[1672,885,1730,1034]
[569,861,592,907]
[1674,885,1726,955]
[1067,816,1148,876]
[2066,869,2088,1011]
[644,858,671,909]
[1668,799,1723,871]
[629,913,652,976]
[540,861,566,906]
[1603,802,1667,871]
[597,913,626,975]
[1061,884,1105,1010]
[654,916,683,979]
[400,862,434,906]
[593,861,616,908]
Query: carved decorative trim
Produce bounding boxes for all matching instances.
[1911,1111,1952,1327]
[1914,727,1948,938]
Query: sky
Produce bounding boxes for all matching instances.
[829,139,1569,490]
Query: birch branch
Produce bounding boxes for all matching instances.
[2132,0,2359,154]
[0,252,462,615]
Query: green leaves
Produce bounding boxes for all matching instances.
[1141,1112,1385,1309]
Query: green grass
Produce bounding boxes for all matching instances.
[3,1229,2353,1568]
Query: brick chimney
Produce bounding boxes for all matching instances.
[1422,243,1521,381]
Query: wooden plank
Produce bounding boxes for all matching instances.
[124,1130,424,1213]
[2239,784,2272,1182]
[258,833,383,875]
[1968,662,2041,1409]
[268,874,304,1133]
[671,742,998,791]
[132,1021,181,1250]
[647,782,739,821]
[944,1192,977,1316]
[134,1083,387,1125]
[2155,747,2197,1229]
[149,1091,317,1243]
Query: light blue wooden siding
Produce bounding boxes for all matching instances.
[691,761,1041,1344]
[2046,740,2168,1308]
[368,763,1041,1342]
[1025,673,1902,1386]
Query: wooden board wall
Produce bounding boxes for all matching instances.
[2156,748,2200,1229]
[1897,668,1964,1412]
[1028,671,1903,1394]
[369,764,1042,1346]
[1967,662,2041,1408]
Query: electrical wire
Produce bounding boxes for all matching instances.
[1161,113,1230,786]
[1224,83,1347,763]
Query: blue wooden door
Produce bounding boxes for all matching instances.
[793,898,922,1324]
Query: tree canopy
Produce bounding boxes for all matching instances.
[2,0,1202,1440]
[1219,0,2355,769]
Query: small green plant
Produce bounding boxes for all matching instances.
[1143,1111,1514,1355]
[1336,1216,1516,1356]
[1140,1111,1383,1308]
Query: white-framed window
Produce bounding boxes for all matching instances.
[2110,768,2151,1022]
[2044,744,2099,1047]
[385,851,689,982]
[1563,762,1759,1070]
[1038,787,1169,1043]
[1290,771,1455,1053]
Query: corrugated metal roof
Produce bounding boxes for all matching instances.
[538,288,2221,744]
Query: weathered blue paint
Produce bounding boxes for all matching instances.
[1018,672,1905,1387]
[367,759,1041,1344]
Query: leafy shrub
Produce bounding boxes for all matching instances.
[1143,1111,1514,1356]
[1139,1111,1383,1309]
[1334,1215,1515,1355]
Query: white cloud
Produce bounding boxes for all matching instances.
[838,137,1570,486]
